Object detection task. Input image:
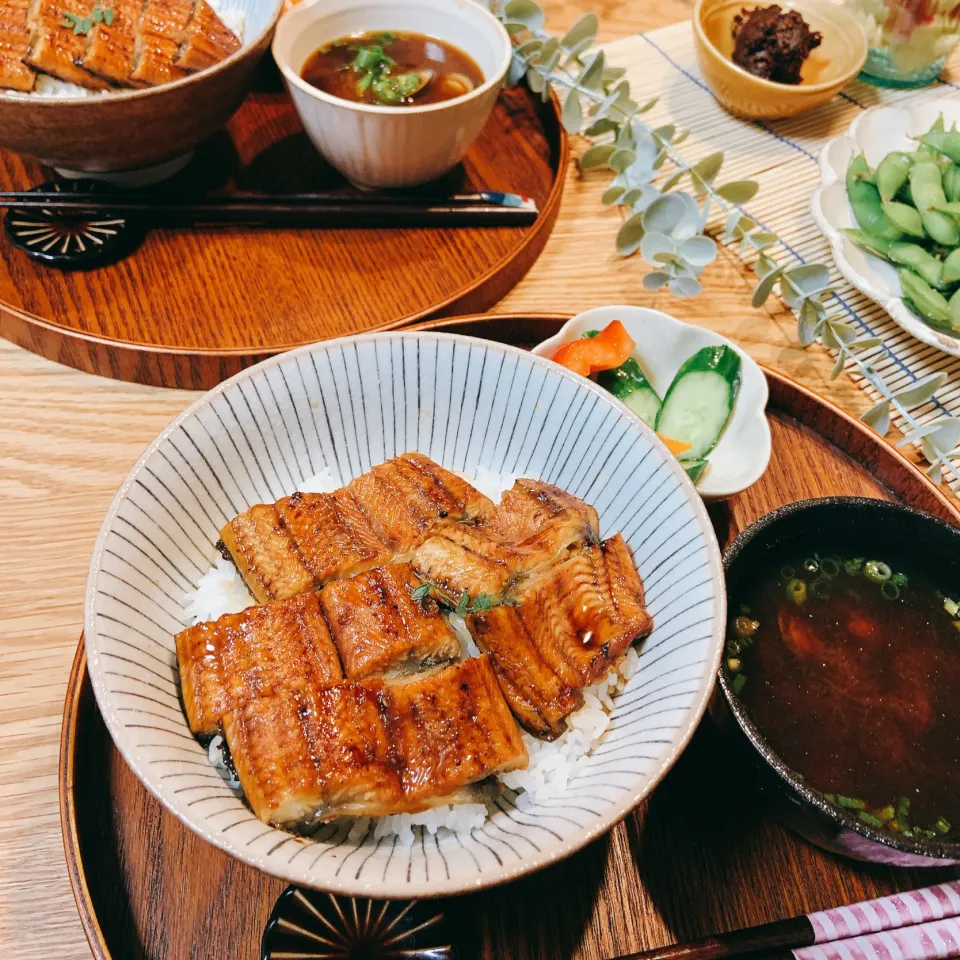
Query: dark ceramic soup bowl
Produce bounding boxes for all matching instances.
[713,497,960,867]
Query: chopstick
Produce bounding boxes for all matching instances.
[609,881,960,960]
[0,189,539,227]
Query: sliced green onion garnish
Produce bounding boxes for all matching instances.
[733,616,759,639]
[944,597,959,617]
[786,578,807,605]
[891,571,908,589]
[835,795,866,810]
[844,557,865,576]
[726,639,741,656]
[802,558,819,576]
[727,657,740,672]
[935,817,952,834]
[780,564,795,580]
[877,805,896,823]
[881,581,900,601]
[810,579,831,599]
[864,560,892,584]
[732,673,747,695]
[859,811,884,828]
[740,604,751,614]
[819,557,840,578]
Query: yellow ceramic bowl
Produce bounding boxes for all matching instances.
[693,0,867,120]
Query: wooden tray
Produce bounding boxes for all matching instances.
[0,68,566,390]
[61,314,960,960]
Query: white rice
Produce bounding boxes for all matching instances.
[184,468,638,846]
[5,6,245,99]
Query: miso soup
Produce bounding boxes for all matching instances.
[301,31,485,107]
[728,549,960,841]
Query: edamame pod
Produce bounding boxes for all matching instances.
[950,288,960,329]
[889,241,945,288]
[841,228,893,261]
[877,152,912,202]
[882,200,925,236]
[919,130,960,164]
[909,160,947,211]
[899,268,953,328]
[945,247,960,285]
[944,164,960,202]
[922,208,960,246]
[847,155,903,240]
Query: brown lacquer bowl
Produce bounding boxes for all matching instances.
[0,0,282,176]
[714,497,960,867]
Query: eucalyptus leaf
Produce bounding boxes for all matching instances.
[640,231,675,263]
[661,168,686,192]
[643,270,670,290]
[503,21,529,34]
[642,194,686,234]
[797,299,822,345]
[616,212,645,256]
[562,89,583,133]
[577,49,605,91]
[746,231,778,252]
[507,57,528,85]
[821,321,840,351]
[669,275,702,297]
[504,0,545,28]
[927,417,960,453]
[678,235,717,267]
[560,13,598,50]
[526,66,545,92]
[783,263,830,296]
[755,254,777,278]
[514,38,543,57]
[628,184,661,211]
[564,35,594,60]
[579,143,616,169]
[716,180,759,203]
[861,399,891,435]
[584,117,619,137]
[601,185,625,205]
[609,148,638,173]
[896,423,942,447]
[653,124,676,144]
[602,65,627,84]
[830,352,846,380]
[892,372,948,408]
[846,336,882,352]
[752,265,784,308]
[690,151,724,192]
[924,460,943,484]
[637,97,658,113]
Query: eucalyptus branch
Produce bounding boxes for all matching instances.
[485,0,960,488]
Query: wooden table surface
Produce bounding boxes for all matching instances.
[0,4,940,960]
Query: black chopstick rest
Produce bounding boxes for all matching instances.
[4,179,138,269]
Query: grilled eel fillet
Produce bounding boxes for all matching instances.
[319,563,460,679]
[219,454,494,603]
[0,0,36,90]
[8,0,238,91]
[25,0,111,87]
[412,480,601,598]
[223,656,528,826]
[176,592,343,737]
[466,534,652,738]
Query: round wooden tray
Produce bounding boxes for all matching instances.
[60,314,960,960]
[0,69,567,390]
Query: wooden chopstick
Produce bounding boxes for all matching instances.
[609,881,960,960]
[0,194,538,227]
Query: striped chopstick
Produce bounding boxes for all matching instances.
[612,882,960,960]
[0,189,539,227]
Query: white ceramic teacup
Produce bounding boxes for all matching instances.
[272,0,512,188]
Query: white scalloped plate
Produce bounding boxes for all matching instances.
[84,332,725,899]
[811,98,960,360]
[531,306,771,502]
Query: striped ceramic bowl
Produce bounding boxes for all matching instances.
[84,332,725,897]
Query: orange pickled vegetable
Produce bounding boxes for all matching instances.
[551,321,636,376]
[658,434,692,456]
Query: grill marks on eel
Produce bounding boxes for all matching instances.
[218,453,495,602]
[3,0,238,91]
